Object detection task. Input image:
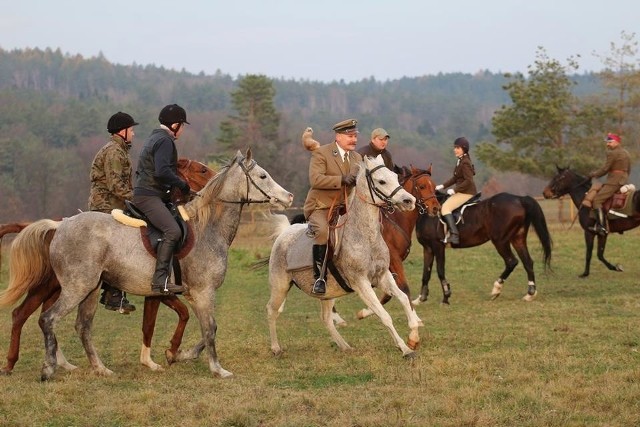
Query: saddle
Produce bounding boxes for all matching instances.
[112,200,196,286]
[438,192,482,224]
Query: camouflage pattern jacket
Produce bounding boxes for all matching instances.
[88,135,133,211]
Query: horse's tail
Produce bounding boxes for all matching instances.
[251,213,292,271]
[0,222,31,271]
[0,219,59,307]
[521,196,553,271]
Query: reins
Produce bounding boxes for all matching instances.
[410,172,438,215]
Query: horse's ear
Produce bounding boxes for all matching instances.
[245,147,253,162]
[426,163,433,175]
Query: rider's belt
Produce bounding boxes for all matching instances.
[610,170,627,174]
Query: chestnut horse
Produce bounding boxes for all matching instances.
[542,166,640,277]
[0,158,214,374]
[414,191,553,304]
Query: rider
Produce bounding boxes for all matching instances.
[303,118,362,294]
[133,104,191,295]
[357,127,395,170]
[588,132,631,236]
[435,137,477,245]
[89,111,139,313]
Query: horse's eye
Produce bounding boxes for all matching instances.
[260,174,267,179]
[379,180,387,185]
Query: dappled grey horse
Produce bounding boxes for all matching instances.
[6,149,292,380]
[266,155,423,357]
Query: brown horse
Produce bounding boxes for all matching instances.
[414,192,553,304]
[0,158,214,374]
[542,166,640,277]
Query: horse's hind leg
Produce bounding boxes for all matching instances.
[1,277,64,375]
[266,271,292,356]
[490,242,519,300]
[75,287,113,376]
[512,238,537,301]
[320,299,352,351]
[161,296,190,367]
[140,297,162,370]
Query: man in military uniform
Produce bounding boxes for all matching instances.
[88,111,139,313]
[357,127,395,170]
[303,118,362,294]
[588,132,631,236]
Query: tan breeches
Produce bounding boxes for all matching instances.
[441,193,474,215]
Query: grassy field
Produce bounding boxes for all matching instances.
[0,205,639,426]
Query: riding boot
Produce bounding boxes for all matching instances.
[311,244,327,295]
[100,283,136,314]
[591,207,608,236]
[442,214,459,245]
[151,240,185,295]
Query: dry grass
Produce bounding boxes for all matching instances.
[1,209,639,426]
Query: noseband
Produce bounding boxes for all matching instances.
[365,164,405,213]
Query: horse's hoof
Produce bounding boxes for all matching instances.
[165,349,177,365]
[578,273,589,278]
[522,292,537,302]
[407,339,420,351]
[403,351,417,360]
[215,369,234,379]
[0,368,12,376]
[615,264,624,272]
[271,348,283,357]
[490,293,501,301]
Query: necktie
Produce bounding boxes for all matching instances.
[343,152,349,164]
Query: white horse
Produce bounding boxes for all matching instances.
[266,155,423,357]
[5,149,292,380]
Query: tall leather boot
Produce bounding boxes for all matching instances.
[311,244,327,295]
[151,240,185,294]
[100,283,136,314]
[442,214,459,245]
[591,208,608,236]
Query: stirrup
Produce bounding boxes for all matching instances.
[312,277,326,294]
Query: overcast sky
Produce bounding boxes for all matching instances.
[2,0,638,82]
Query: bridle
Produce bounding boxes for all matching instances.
[408,171,439,215]
[220,156,280,205]
[362,164,405,213]
[548,170,590,198]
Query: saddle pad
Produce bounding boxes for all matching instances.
[286,231,314,272]
[610,189,635,217]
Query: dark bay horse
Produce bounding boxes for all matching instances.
[0,158,221,375]
[414,192,553,304]
[542,166,640,277]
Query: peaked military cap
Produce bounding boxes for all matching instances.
[332,118,358,134]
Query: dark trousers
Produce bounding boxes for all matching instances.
[132,195,181,245]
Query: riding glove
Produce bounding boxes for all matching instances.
[435,184,444,191]
[341,174,357,187]
[447,188,455,195]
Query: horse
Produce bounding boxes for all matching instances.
[542,166,640,277]
[413,192,553,304]
[266,155,423,357]
[3,149,293,380]
[0,158,215,375]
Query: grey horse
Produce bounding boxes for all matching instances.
[5,149,292,380]
[266,155,423,357]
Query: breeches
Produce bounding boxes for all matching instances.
[593,184,620,208]
[132,195,181,244]
[307,209,329,245]
[441,193,474,215]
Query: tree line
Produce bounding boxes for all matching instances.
[1,32,639,222]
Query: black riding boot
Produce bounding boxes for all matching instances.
[151,240,185,294]
[442,214,459,245]
[311,244,327,295]
[591,207,608,236]
[100,283,136,314]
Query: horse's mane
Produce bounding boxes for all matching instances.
[184,156,234,232]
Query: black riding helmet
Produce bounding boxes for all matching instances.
[453,137,470,153]
[159,104,190,126]
[107,112,139,134]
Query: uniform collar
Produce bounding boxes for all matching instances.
[111,134,131,151]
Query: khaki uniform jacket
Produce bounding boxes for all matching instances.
[303,141,362,218]
[441,154,477,195]
[589,145,631,186]
[88,135,133,211]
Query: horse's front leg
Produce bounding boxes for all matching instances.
[414,243,435,305]
[161,296,190,366]
[353,276,416,358]
[75,287,112,376]
[580,230,595,278]
[188,293,232,378]
[140,297,162,370]
[596,234,623,272]
[434,242,452,304]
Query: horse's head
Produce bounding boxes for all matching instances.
[231,148,294,209]
[361,155,415,212]
[404,165,440,216]
[177,158,215,191]
[542,165,583,199]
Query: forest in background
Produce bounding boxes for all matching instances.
[0,46,632,222]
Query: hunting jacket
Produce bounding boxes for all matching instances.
[303,141,362,218]
[88,135,133,211]
[441,153,477,195]
[589,145,631,187]
[357,143,394,170]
